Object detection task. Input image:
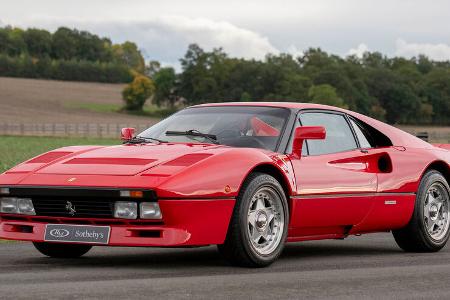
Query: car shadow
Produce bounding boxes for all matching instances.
[13,237,406,274]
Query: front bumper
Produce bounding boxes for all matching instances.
[0,199,235,246]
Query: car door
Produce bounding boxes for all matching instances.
[289,111,378,237]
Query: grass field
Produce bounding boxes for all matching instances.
[0,136,117,173]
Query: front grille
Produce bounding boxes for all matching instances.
[1,186,157,219]
[32,197,114,218]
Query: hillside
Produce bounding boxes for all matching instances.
[0,77,158,126]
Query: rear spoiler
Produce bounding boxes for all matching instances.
[433,144,450,151]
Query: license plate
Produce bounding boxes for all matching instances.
[44,224,110,244]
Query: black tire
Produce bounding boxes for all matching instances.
[33,242,92,258]
[218,172,289,267]
[393,170,450,252]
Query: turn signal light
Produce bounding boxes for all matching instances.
[119,190,144,198]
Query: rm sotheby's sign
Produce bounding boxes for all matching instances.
[44,224,110,244]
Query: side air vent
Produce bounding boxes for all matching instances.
[163,153,213,167]
[378,154,393,173]
[27,152,73,163]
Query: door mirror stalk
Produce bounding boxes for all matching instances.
[291,126,326,158]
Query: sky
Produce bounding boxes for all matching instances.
[1,0,450,69]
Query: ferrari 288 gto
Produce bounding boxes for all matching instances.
[1,102,449,267]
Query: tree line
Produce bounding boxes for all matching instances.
[0,25,449,125]
[151,44,450,125]
[0,26,145,82]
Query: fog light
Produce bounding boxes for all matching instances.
[114,201,137,219]
[140,202,162,219]
[0,197,35,215]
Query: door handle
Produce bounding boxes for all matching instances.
[360,149,369,154]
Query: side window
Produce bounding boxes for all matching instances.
[348,117,393,148]
[299,112,357,155]
[350,119,372,148]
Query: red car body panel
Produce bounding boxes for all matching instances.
[1,102,450,246]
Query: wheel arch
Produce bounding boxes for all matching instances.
[423,160,450,186]
[243,163,293,214]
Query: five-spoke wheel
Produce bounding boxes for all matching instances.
[247,187,285,256]
[393,170,450,252]
[218,172,288,267]
[423,183,450,241]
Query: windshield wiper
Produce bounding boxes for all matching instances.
[126,136,167,144]
[165,129,219,144]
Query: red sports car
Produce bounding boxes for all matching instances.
[1,103,450,267]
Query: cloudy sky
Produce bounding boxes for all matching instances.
[1,0,450,68]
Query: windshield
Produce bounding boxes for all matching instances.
[139,106,290,151]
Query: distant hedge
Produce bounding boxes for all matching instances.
[0,26,144,83]
[0,54,133,83]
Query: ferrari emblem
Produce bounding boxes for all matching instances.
[67,177,77,182]
[65,201,76,216]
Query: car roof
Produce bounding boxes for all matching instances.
[193,101,346,111]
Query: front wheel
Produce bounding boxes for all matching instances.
[393,170,450,252]
[33,242,92,258]
[218,172,288,267]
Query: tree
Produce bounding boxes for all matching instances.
[51,27,78,60]
[153,67,178,107]
[145,60,161,78]
[23,28,52,57]
[308,84,348,108]
[421,68,450,125]
[6,27,26,56]
[122,75,155,111]
[113,42,145,73]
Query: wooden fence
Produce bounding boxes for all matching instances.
[0,122,449,142]
[0,123,152,138]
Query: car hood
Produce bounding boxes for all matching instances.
[10,143,222,176]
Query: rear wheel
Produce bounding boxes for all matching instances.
[393,170,450,252]
[33,242,92,258]
[218,172,288,267]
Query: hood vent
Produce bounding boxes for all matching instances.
[27,151,73,164]
[163,153,213,167]
[63,158,156,165]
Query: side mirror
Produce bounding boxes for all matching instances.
[121,127,136,142]
[291,126,326,158]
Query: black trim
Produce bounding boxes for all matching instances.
[0,186,157,200]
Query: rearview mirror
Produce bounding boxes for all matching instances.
[291,126,326,158]
[121,127,136,142]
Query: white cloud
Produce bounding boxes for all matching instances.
[348,43,370,58]
[395,39,450,61]
[156,16,279,60]
[286,45,303,58]
[16,16,279,62]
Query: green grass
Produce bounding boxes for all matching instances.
[0,239,14,243]
[64,101,121,113]
[0,136,117,173]
[64,101,177,118]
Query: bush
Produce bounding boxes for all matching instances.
[122,75,155,111]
